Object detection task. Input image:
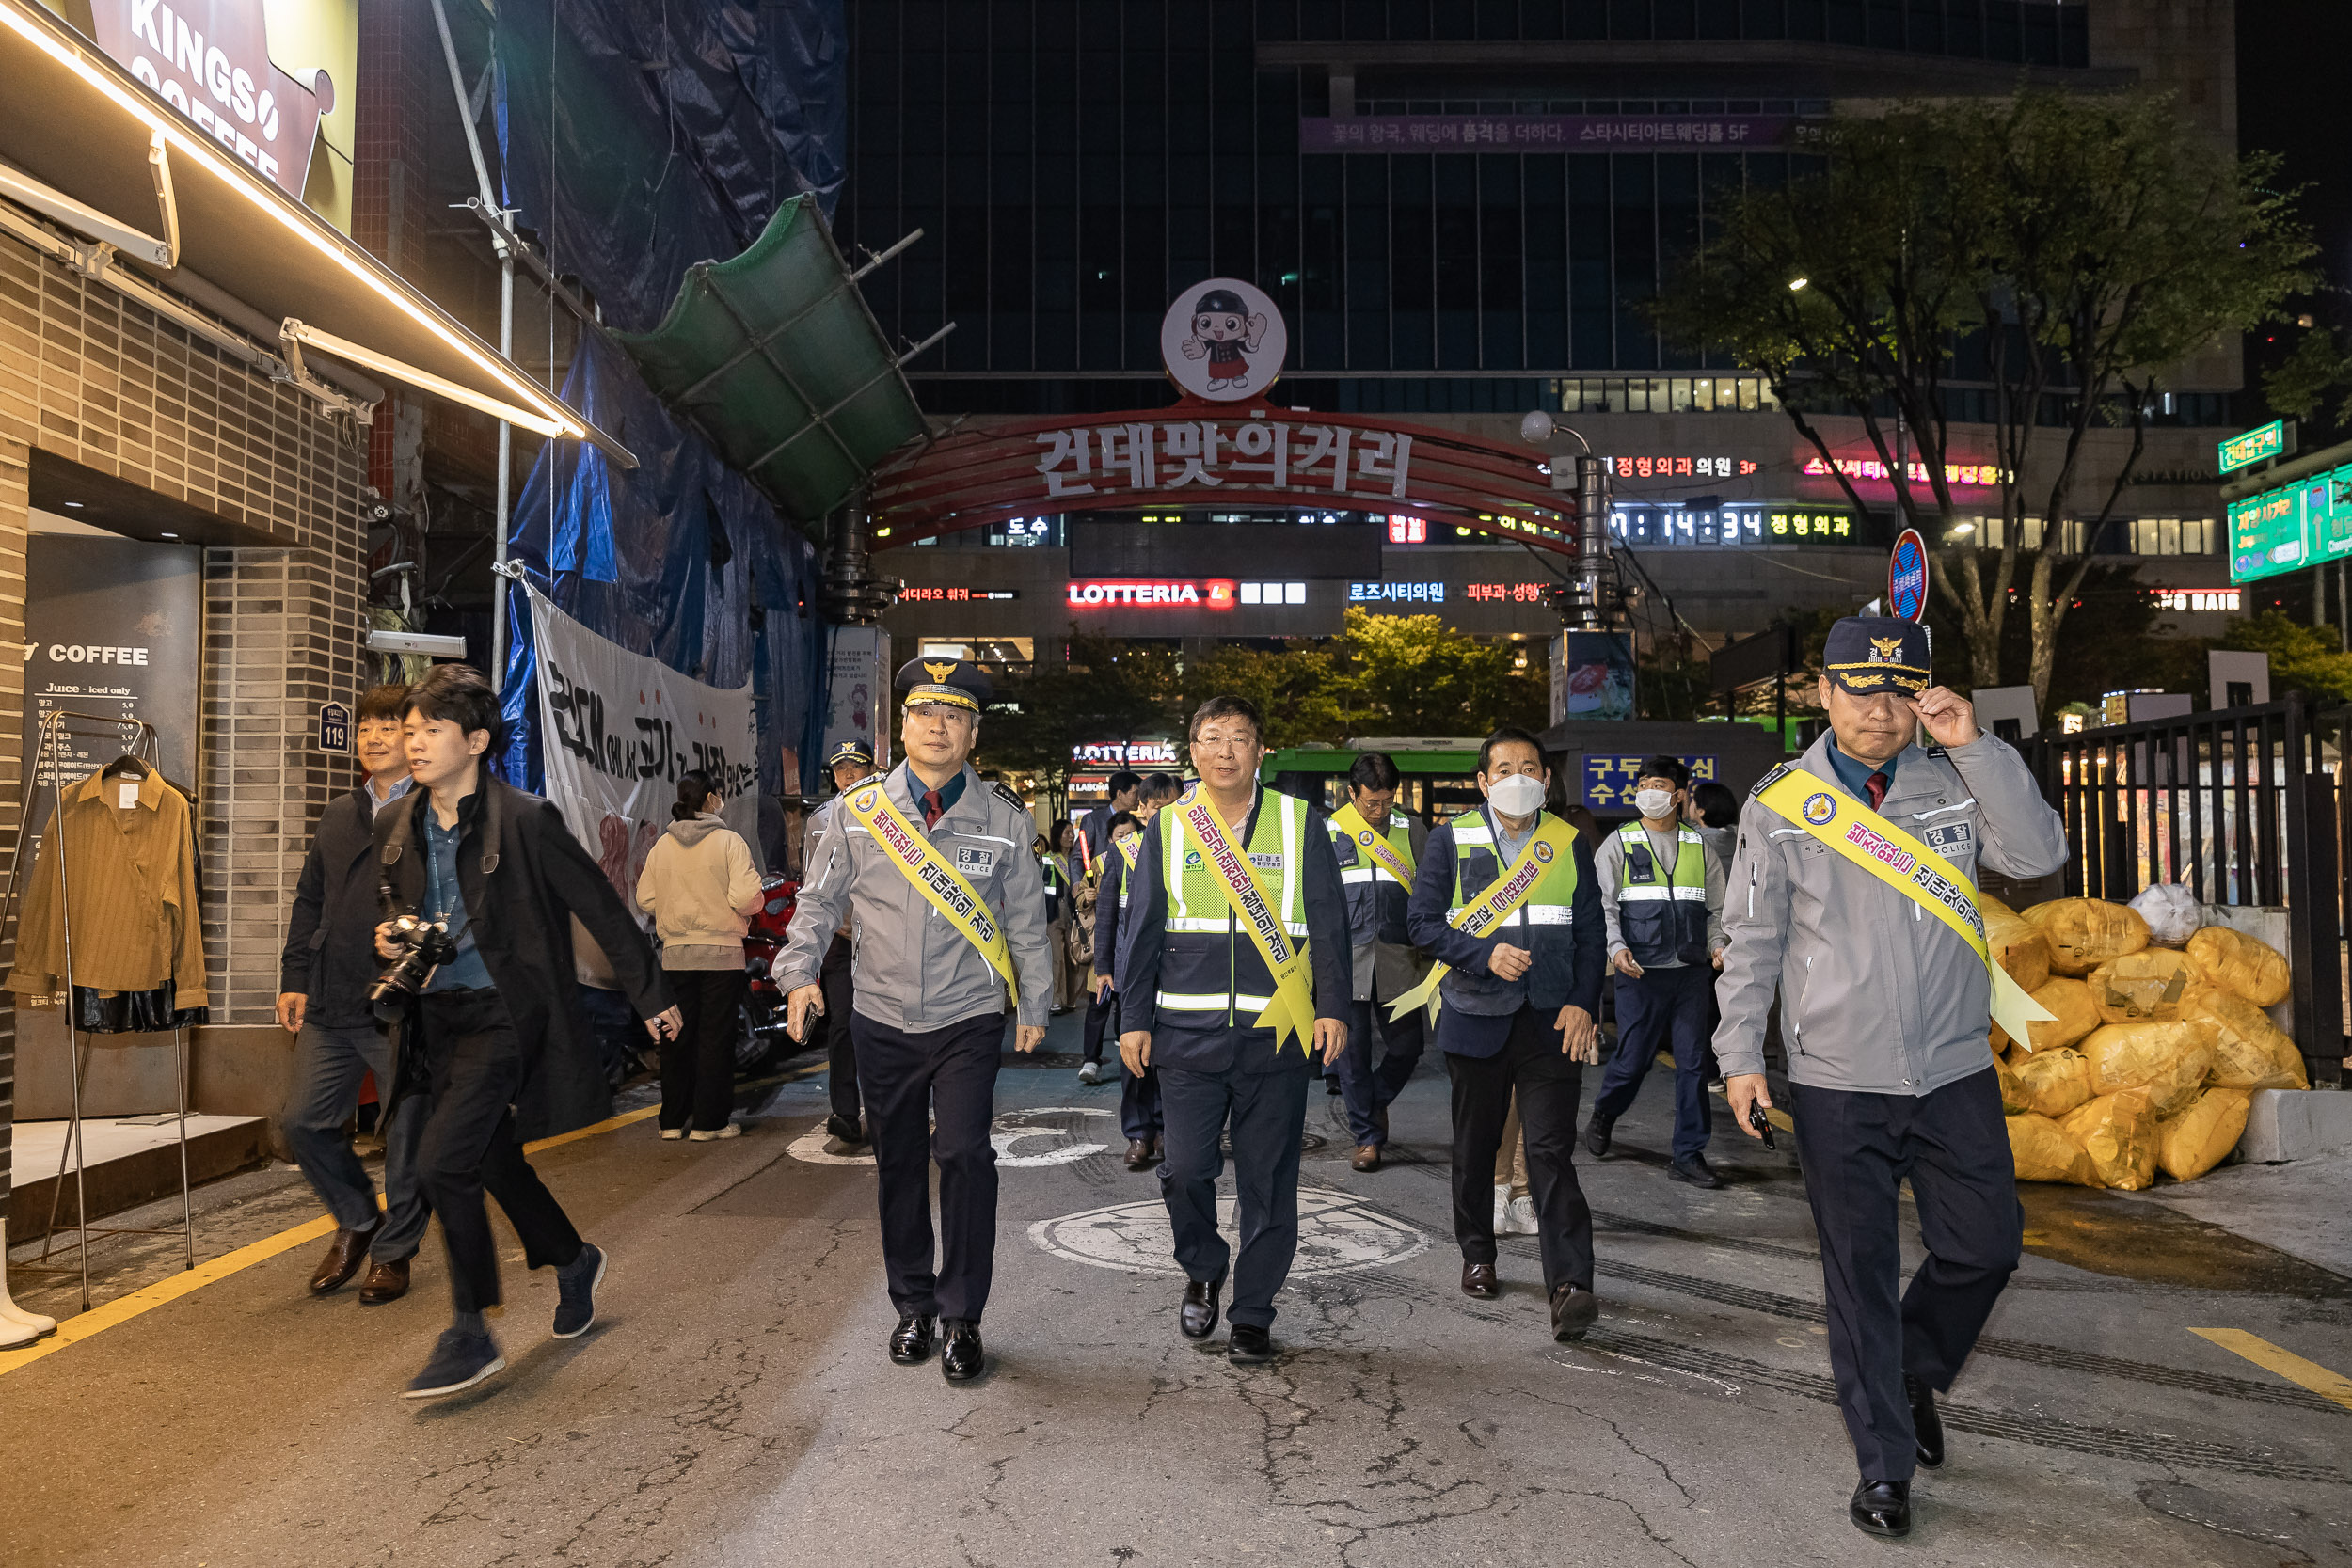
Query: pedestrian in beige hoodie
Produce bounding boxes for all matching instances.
[637,770,765,1140]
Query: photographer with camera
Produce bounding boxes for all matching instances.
[278,683,429,1306]
[373,665,680,1400]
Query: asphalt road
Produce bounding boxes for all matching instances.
[3,1016,2349,1568]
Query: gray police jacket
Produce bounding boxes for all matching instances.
[773,762,1052,1032]
[1712,732,2068,1096]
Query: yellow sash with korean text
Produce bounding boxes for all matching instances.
[1388,815,1579,1022]
[842,780,1020,994]
[1755,767,2051,1049]
[1177,794,1318,1057]
[1331,802,1416,889]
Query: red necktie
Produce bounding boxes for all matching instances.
[1866,771,1890,810]
[921,788,945,829]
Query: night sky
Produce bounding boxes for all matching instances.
[2237,0,2352,392]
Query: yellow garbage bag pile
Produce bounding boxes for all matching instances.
[2087,948,2198,1024]
[1983,896,2053,992]
[1999,906,2308,1188]
[2023,897,2149,976]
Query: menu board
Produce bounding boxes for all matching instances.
[22,534,201,799]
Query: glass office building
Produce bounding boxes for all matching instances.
[841,0,2140,417]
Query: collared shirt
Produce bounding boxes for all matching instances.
[913,768,967,823]
[364,772,415,819]
[422,799,495,991]
[1,768,207,1006]
[1493,814,1536,865]
[1825,737,1901,802]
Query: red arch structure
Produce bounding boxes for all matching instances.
[866,398,1578,552]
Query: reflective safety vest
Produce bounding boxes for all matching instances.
[1155,788,1311,1025]
[1613,821,1708,967]
[1448,810,1581,935]
[1328,812,1416,946]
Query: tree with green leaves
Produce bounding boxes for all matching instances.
[977,633,1184,789]
[1333,609,1549,736]
[1652,90,2312,711]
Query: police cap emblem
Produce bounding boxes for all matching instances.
[1802,791,1836,826]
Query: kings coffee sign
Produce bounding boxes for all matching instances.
[92,0,334,199]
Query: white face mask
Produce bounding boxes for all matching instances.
[1486,773,1546,818]
[1633,788,1676,819]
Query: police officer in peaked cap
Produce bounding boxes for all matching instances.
[800,736,882,1152]
[775,657,1051,1385]
[1715,616,2068,1540]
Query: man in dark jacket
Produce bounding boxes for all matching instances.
[278,684,428,1305]
[1406,727,1606,1342]
[373,665,678,1400]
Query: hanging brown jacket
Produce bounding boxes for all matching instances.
[5,769,207,1007]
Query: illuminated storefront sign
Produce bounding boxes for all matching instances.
[2153,589,2241,612]
[1348,581,1445,605]
[898,587,1019,603]
[1606,455,1760,480]
[1387,515,1428,544]
[2230,464,2352,583]
[1302,114,1795,152]
[89,0,337,198]
[1073,739,1181,767]
[1065,579,1237,608]
[2217,420,2287,477]
[1803,456,2005,487]
[1037,419,1416,503]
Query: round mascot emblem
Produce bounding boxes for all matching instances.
[1160,277,1287,402]
[1802,792,1837,826]
[1533,841,1556,863]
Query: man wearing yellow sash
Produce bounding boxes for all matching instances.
[1716,616,2068,1542]
[1116,695,1351,1364]
[1405,727,1605,1343]
[1326,751,1431,1172]
[776,658,1051,1386]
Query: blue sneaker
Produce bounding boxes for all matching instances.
[403,1329,503,1399]
[553,1243,607,1338]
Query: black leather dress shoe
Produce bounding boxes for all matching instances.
[940,1320,984,1383]
[309,1225,377,1295]
[1549,1284,1599,1341]
[1849,1479,1912,1538]
[1125,1138,1153,1171]
[889,1314,936,1365]
[1667,1155,1726,1190]
[1180,1274,1225,1340]
[1906,1374,1946,1469]
[1584,1116,1614,1159]
[358,1258,409,1305]
[1228,1323,1275,1363]
[1460,1261,1500,1299]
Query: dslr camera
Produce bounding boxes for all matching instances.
[370,913,455,1019]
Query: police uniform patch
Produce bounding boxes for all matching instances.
[990,781,1027,812]
[954,845,998,875]
[1802,791,1837,826]
[1248,851,1285,872]
[1923,821,1973,860]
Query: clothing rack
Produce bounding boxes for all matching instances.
[0,708,193,1311]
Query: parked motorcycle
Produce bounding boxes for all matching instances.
[735,873,801,1074]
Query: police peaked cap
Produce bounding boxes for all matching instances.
[895,656,992,712]
[1823,616,1931,697]
[825,737,876,768]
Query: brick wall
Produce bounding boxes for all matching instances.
[0,227,369,1218]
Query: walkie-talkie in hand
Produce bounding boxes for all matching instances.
[1748,1102,1777,1150]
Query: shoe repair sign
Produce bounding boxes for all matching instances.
[525,585,759,917]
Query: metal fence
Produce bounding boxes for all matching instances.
[2023,699,2346,1086]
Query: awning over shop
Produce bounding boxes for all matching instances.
[0,0,627,459]
[612,195,928,532]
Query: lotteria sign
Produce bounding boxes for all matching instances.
[1066,579,1238,609]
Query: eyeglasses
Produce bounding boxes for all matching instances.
[1192,734,1258,753]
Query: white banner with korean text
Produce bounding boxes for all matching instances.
[527,585,759,917]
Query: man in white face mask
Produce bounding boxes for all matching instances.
[1404,727,1605,1342]
[1586,754,1729,1186]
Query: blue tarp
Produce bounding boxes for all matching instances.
[493,0,846,334]
[498,333,828,800]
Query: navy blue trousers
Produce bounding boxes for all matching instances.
[1337,995,1426,1148]
[1592,962,1715,1159]
[1790,1069,2022,1484]
[1158,1052,1309,1331]
[851,1009,1005,1323]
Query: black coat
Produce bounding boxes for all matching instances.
[281,784,403,1029]
[373,773,672,1141]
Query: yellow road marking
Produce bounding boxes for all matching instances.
[0,1057,829,1380]
[2189,1328,2352,1413]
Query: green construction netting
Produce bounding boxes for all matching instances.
[612,195,925,528]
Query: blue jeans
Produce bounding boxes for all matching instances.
[1592,963,1715,1160]
[281,1021,430,1261]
